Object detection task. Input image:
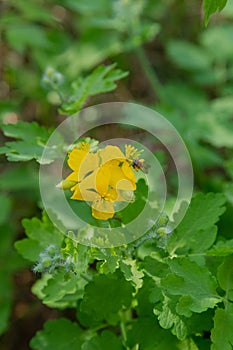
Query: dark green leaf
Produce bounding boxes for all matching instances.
[30,318,84,350]
[211,304,233,350]
[79,271,133,326]
[82,330,123,350]
[204,0,228,25]
[167,193,226,255]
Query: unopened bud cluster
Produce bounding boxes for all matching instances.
[41,66,64,90]
[32,244,74,274]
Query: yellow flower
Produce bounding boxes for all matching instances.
[59,142,139,220]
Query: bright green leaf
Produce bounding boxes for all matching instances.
[15,212,63,262]
[154,296,187,340]
[0,121,62,164]
[207,239,233,256]
[119,259,144,289]
[161,258,220,313]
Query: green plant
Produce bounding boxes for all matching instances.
[1,1,233,349]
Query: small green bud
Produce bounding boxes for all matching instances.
[52,71,64,86]
[46,244,56,256]
[56,179,77,190]
[41,257,52,268]
[157,227,166,237]
[157,213,169,227]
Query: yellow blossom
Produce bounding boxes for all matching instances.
[59,142,141,220]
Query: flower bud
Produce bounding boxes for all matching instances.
[56,180,77,190]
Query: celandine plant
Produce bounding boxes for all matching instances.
[1,67,232,349]
[1,2,233,349]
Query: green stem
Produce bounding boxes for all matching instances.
[119,309,133,348]
[135,45,163,101]
[120,320,127,346]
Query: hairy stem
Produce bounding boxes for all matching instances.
[135,45,163,101]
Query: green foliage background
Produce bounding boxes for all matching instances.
[1,0,233,349]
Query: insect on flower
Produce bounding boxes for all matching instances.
[125,145,150,174]
[131,158,150,173]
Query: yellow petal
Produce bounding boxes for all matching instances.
[92,199,115,220]
[95,166,111,195]
[79,153,99,180]
[65,172,78,182]
[121,161,136,182]
[99,145,125,165]
[107,161,136,191]
[68,144,90,171]
[68,145,99,182]
[71,183,99,201]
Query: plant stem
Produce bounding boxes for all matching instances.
[135,45,163,101]
[120,320,127,346]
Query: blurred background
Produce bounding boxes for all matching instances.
[1,0,233,348]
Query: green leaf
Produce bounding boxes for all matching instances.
[161,258,220,314]
[217,255,233,293]
[119,259,144,289]
[166,40,212,71]
[35,270,86,307]
[127,317,181,350]
[0,121,61,164]
[97,254,119,274]
[82,330,123,350]
[15,212,63,262]
[136,276,162,317]
[5,21,49,53]
[211,304,233,350]
[204,0,228,25]
[59,64,128,114]
[167,193,226,255]
[0,224,27,335]
[200,24,233,62]
[79,271,133,327]
[154,296,187,340]
[142,256,169,278]
[207,239,233,256]
[30,318,84,350]
[11,0,55,24]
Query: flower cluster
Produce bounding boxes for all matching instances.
[58,142,144,220]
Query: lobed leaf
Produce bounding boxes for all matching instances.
[167,193,226,255]
[211,304,233,350]
[0,121,62,164]
[30,318,84,350]
[79,271,133,327]
[82,330,123,350]
[15,212,63,262]
[161,258,220,314]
